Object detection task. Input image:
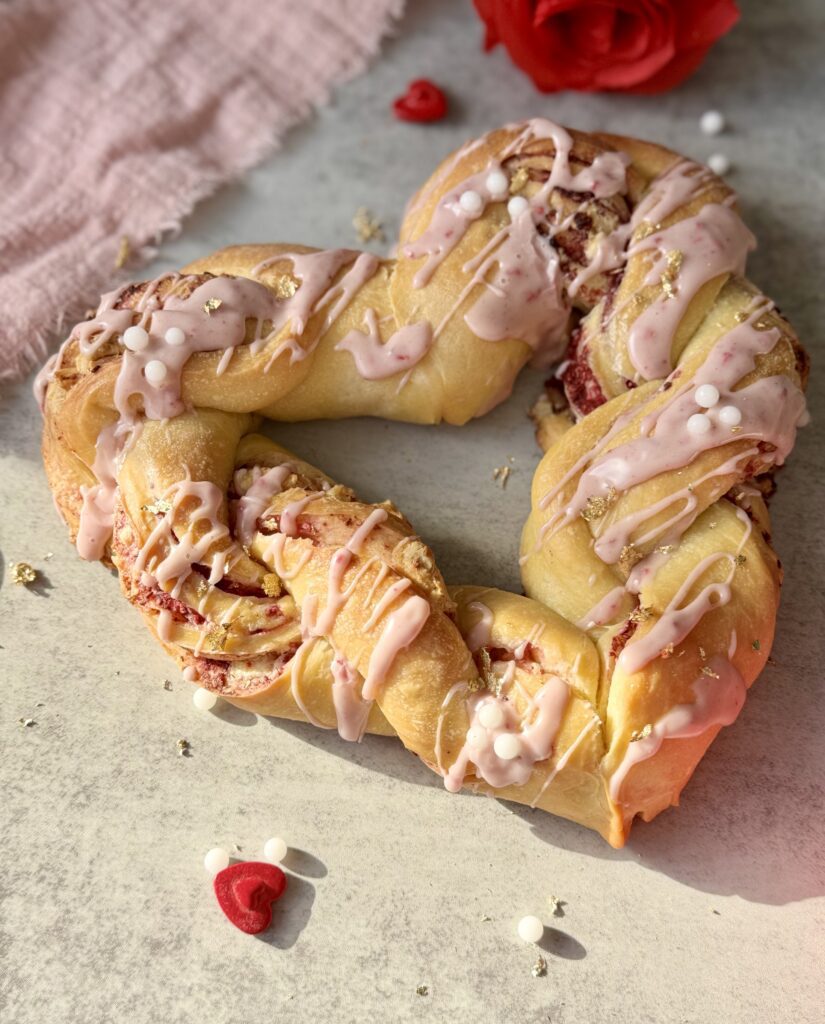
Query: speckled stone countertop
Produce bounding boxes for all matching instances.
[2,2,823,1022]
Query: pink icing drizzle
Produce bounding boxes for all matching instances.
[335,309,433,380]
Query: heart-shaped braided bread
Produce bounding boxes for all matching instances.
[38,120,808,847]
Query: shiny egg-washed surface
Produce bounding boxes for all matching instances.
[38,120,808,846]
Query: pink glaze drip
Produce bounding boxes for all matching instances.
[529,715,600,807]
[279,491,323,538]
[76,421,132,561]
[330,650,373,742]
[361,595,430,701]
[335,309,433,380]
[465,601,494,651]
[625,204,754,380]
[608,657,746,801]
[576,585,627,630]
[235,465,293,545]
[363,578,412,631]
[443,673,570,793]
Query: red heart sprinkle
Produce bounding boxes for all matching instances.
[392,79,447,123]
[213,861,287,935]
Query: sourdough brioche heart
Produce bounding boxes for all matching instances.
[214,861,287,935]
[392,79,447,122]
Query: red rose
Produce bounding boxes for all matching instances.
[473,0,740,93]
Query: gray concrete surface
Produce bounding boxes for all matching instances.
[2,1,824,1022]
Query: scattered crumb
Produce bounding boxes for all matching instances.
[10,562,38,586]
[114,235,131,269]
[353,207,385,243]
[751,639,761,651]
[711,909,721,916]
[734,554,747,566]
[163,680,173,691]
[480,914,492,923]
[262,573,281,598]
[509,167,529,194]
[415,984,429,997]
[176,738,191,757]
[43,552,54,561]
[143,498,173,515]
[532,955,548,978]
[548,896,565,917]
[492,465,511,488]
[18,718,36,728]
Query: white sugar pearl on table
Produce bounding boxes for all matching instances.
[687,412,712,436]
[204,847,230,875]
[695,384,720,408]
[508,195,529,219]
[144,359,168,386]
[517,915,545,944]
[193,687,218,712]
[708,153,731,176]
[493,732,522,760]
[485,170,509,197]
[264,837,288,864]
[459,189,483,215]
[164,326,186,346]
[122,325,149,351]
[718,404,742,426]
[700,110,725,136]
[478,702,505,730]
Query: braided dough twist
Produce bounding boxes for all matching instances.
[38,120,809,846]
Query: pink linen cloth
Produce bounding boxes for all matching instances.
[0,0,404,380]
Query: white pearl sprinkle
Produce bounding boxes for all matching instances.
[708,153,731,176]
[193,687,218,712]
[478,702,505,730]
[467,726,487,747]
[493,732,522,761]
[507,195,529,220]
[695,384,720,408]
[687,412,712,436]
[123,325,149,352]
[144,359,168,386]
[517,915,545,944]
[485,170,509,197]
[459,189,484,215]
[164,326,186,346]
[264,837,288,864]
[718,404,742,427]
[204,847,230,876]
[700,110,725,136]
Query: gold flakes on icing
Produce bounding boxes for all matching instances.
[272,274,298,300]
[415,985,429,997]
[618,544,641,574]
[202,297,223,316]
[734,310,749,323]
[630,724,653,742]
[478,648,498,693]
[660,643,675,659]
[10,562,38,586]
[660,250,683,299]
[581,487,617,523]
[176,738,191,757]
[114,235,131,270]
[701,666,720,679]
[531,955,548,978]
[655,544,674,555]
[352,207,385,244]
[730,425,743,434]
[492,465,511,488]
[262,573,281,598]
[629,605,652,625]
[752,639,761,651]
[698,646,707,660]
[509,167,529,194]
[143,497,173,515]
[206,624,230,650]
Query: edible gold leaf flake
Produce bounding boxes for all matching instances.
[202,297,223,316]
[618,544,641,574]
[492,465,511,488]
[531,955,548,978]
[630,605,652,624]
[261,516,280,532]
[206,623,230,651]
[478,647,498,693]
[352,207,385,243]
[734,310,749,323]
[509,167,529,194]
[734,554,747,566]
[176,738,191,756]
[272,275,298,300]
[701,666,720,678]
[655,544,674,555]
[143,498,173,515]
[415,985,429,997]
[660,643,675,660]
[114,235,131,270]
[262,573,281,598]
[10,562,38,586]
[752,639,761,651]
[630,723,652,742]
[660,250,684,299]
[581,487,617,523]
[698,646,707,659]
